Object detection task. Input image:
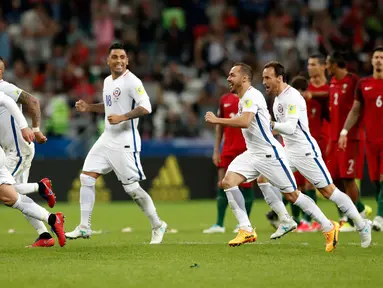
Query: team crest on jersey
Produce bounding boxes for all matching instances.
[238,105,243,114]
[278,103,283,113]
[113,87,121,98]
[342,83,347,93]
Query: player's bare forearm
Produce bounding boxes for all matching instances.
[343,100,362,131]
[215,114,251,128]
[214,124,224,152]
[88,103,105,113]
[17,90,41,127]
[311,91,328,98]
[123,106,150,121]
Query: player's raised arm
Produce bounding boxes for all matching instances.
[76,100,105,113]
[0,92,34,143]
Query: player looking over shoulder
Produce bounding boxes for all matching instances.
[65,43,167,244]
[339,46,383,231]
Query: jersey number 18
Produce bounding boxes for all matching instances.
[106,95,112,107]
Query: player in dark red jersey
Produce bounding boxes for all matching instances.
[339,46,383,231]
[326,51,371,231]
[203,92,254,234]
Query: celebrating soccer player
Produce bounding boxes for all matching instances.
[203,92,254,234]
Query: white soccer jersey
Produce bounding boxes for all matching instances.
[238,86,285,158]
[0,79,22,115]
[273,85,321,158]
[0,80,33,157]
[98,70,151,152]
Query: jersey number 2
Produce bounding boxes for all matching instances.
[106,95,112,107]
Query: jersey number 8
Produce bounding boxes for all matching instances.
[106,95,112,107]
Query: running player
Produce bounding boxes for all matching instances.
[203,92,254,234]
[65,43,167,244]
[326,52,370,231]
[262,62,371,248]
[0,57,57,247]
[205,62,340,252]
[339,46,383,231]
[0,91,66,247]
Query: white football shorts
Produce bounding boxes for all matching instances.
[288,154,332,189]
[227,150,297,193]
[82,138,146,184]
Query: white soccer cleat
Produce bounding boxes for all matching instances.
[150,221,167,244]
[359,220,372,248]
[372,216,383,231]
[270,218,297,240]
[202,224,225,234]
[65,225,91,239]
[232,224,239,233]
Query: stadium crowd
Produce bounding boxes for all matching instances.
[0,0,382,141]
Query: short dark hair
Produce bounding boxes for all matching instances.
[291,76,308,92]
[372,46,383,55]
[0,56,3,63]
[233,62,253,81]
[108,42,127,55]
[328,51,346,68]
[263,61,286,82]
[308,54,326,65]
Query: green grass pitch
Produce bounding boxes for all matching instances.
[1,198,383,288]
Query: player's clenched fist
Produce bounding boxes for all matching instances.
[205,112,217,124]
[34,131,47,144]
[75,100,89,112]
[108,114,125,124]
[21,127,35,144]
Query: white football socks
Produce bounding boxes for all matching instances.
[329,188,365,230]
[294,192,333,232]
[79,174,96,229]
[12,194,50,223]
[24,215,49,235]
[225,186,253,232]
[14,183,39,195]
[259,182,291,222]
[124,183,162,228]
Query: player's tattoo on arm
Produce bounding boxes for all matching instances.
[88,103,105,113]
[16,90,41,128]
[343,100,362,131]
[123,106,150,121]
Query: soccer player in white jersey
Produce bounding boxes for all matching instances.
[65,43,167,244]
[0,57,57,247]
[262,61,371,248]
[0,91,66,247]
[205,62,340,252]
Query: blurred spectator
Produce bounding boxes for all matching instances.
[0,0,381,144]
[0,17,11,64]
